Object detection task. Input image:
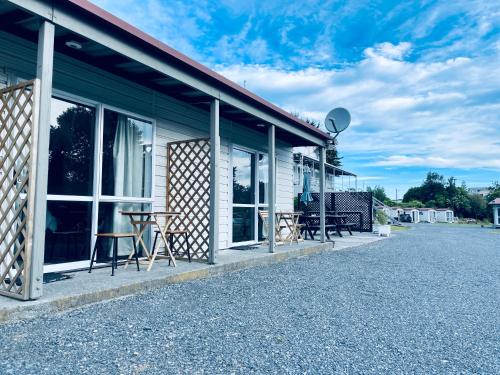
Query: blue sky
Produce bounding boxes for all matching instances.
[92,0,500,198]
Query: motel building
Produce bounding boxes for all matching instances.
[0,0,334,300]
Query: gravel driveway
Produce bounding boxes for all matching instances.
[1,224,499,374]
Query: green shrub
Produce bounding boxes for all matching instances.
[375,210,389,224]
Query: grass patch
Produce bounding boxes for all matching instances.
[391,225,410,231]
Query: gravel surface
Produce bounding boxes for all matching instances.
[1,224,499,374]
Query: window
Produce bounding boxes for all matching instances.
[327,174,335,189]
[258,154,269,205]
[232,147,269,244]
[44,95,154,270]
[101,109,153,198]
[45,97,96,268]
[97,202,151,258]
[293,164,301,185]
[48,97,96,196]
[232,148,255,243]
[44,201,92,264]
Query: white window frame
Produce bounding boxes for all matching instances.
[43,90,156,273]
[229,144,269,247]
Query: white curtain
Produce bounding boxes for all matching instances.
[259,155,269,205]
[111,115,144,255]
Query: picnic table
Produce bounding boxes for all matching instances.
[121,211,181,271]
[300,212,356,239]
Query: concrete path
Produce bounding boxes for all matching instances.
[0,233,384,323]
[1,225,498,374]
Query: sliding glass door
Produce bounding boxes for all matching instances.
[44,97,96,269]
[232,148,255,244]
[44,94,154,272]
[97,108,153,259]
[232,147,268,245]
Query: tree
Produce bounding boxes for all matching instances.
[448,184,471,217]
[325,139,342,166]
[401,171,490,219]
[401,200,424,208]
[367,185,388,202]
[486,181,500,203]
[48,105,95,196]
[403,186,423,203]
[468,194,487,220]
[421,172,446,203]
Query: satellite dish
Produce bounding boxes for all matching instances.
[325,108,351,133]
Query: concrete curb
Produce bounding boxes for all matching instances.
[1,242,335,323]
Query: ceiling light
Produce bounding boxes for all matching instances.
[65,40,82,50]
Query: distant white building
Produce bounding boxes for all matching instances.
[468,187,491,197]
[404,208,420,223]
[419,208,437,223]
[436,209,454,223]
[489,198,500,228]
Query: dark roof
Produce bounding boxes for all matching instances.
[61,0,330,142]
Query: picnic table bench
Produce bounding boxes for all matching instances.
[300,211,356,239]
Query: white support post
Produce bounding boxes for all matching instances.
[268,124,276,253]
[319,147,326,243]
[30,21,55,299]
[208,98,220,264]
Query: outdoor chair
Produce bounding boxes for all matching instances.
[89,233,140,276]
[258,210,287,243]
[152,228,192,264]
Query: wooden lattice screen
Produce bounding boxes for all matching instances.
[167,138,210,261]
[0,80,39,300]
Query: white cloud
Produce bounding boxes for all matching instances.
[369,155,500,169]
[364,42,412,60]
[215,42,500,171]
[356,176,388,181]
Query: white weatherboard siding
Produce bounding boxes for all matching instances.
[276,147,295,212]
[0,31,295,251]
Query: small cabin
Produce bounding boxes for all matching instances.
[418,208,437,223]
[404,208,420,223]
[436,209,454,223]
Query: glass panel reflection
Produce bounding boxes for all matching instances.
[232,207,254,243]
[48,97,95,196]
[258,154,268,205]
[44,201,92,264]
[101,109,153,198]
[232,149,255,204]
[97,202,151,259]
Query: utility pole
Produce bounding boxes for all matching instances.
[396,189,398,202]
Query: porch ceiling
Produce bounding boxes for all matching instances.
[0,2,324,147]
